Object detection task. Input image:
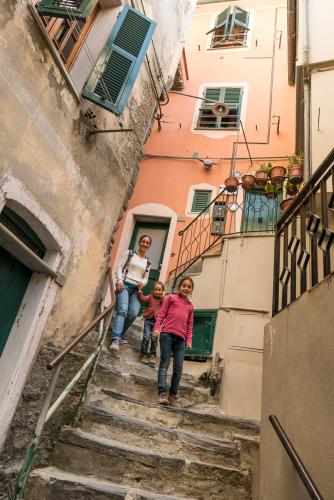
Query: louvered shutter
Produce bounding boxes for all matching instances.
[232,6,249,28]
[192,191,212,213]
[37,0,97,20]
[222,87,242,128]
[206,7,230,35]
[82,5,156,115]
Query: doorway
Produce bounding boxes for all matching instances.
[129,221,169,294]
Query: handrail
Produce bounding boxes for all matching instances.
[269,415,324,500]
[14,271,115,499]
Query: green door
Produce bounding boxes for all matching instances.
[129,222,169,295]
[185,310,218,359]
[0,247,32,356]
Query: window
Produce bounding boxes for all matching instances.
[242,191,282,232]
[38,2,100,70]
[197,87,242,130]
[82,5,156,115]
[37,0,98,20]
[207,5,249,49]
[191,190,212,213]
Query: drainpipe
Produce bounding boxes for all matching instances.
[287,0,296,85]
[302,0,311,180]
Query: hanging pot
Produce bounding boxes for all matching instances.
[255,170,269,187]
[280,197,294,212]
[270,165,286,185]
[286,183,297,196]
[289,164,303,185]
[224,177,239,193]
[265,191,277,199]
[241,174,255,192]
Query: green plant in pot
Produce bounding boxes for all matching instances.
[288,151,304,185]
[265,182,278,199]
[255,162,271,187]
[286,180,298,196]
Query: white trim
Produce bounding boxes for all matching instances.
[185,183,217,218]
[0,175,72,451]
[191,82,249,139]
[112,203,177,283]
[205,8,255,53]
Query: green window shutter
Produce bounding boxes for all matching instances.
[232,6,249,28]
[37,0,97,20]
[206,7,230,35]
[191,190,212,213]
[198,87,242,130]
[82,5,156,115]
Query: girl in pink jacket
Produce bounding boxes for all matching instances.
[153,276,194,406]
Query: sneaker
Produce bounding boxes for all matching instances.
[157,393,169,405]
[148,356,156,367]
[109,341,119,352]
[140,355,149,364]
[168,394,179,407]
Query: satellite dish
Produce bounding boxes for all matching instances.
[212,102,230,117]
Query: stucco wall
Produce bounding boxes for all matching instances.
[260,274,334,499]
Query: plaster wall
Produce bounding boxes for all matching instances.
[260,275,334,500]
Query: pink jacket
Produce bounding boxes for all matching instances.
[154,293,194,344]
[137,290,163,319]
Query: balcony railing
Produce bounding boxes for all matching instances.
[169,185,281,287]
[273,148,334,315]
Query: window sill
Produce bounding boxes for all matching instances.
[208,45,248,50]
[29,2,82,104]
[194,127,239,131]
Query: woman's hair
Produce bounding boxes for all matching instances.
[139,234,152,245]
[178,275,194,290]
[152,280,165,292]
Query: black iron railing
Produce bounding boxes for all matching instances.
[269,415,323,500]
[169,186,281,287]
[273,148,334,315]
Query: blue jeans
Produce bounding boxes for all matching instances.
[112,282,141,342]
[140,318,157,356]
[158,333,186,396]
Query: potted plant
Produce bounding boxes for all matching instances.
[280,197,294,212]
[265,182,278,199]
[241,173,255,192]
[288,152,304,185]
[286,180,298,196]
[255,162,271,187]
[224,176,239,193]
[270,164,286,185]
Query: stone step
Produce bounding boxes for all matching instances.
[52,427,251,499]
[89,388,260,442]
[93,363,211,406]
[98,347,199,387]
[26,466,194,499]
[81,404,240,468]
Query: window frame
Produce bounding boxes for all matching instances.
[208,5,250,50]
[196,86,243,131]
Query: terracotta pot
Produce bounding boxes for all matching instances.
[265,191,277,199]
[289,164,303,185]
[270,165,286,185]
[286,184,297,196]
[255,170,269,187]
[224,176,239,193]
[280,197,294,212]
[241,174,255,192]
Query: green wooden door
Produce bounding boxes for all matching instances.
[185,310,217,359]
[0,247,32,356]
[129,222,169,295]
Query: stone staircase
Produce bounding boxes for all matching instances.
[25,331,259,499]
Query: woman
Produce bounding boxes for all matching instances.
[110,235,152,352]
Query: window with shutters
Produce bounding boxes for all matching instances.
[207,6,250,49]
[37,1,100,70]
[82,5,156,115]
[37,0,98,20]
[197,87,242,130]
[191,190,212,213]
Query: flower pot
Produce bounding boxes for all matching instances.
[241,174,255,192]
[280,197,294,212]
[286,184,297,196]
[270,165,286,185]
[289,164,303,185]
[265,191,277,199]
[255,170,269,187]
[224,177,239,193]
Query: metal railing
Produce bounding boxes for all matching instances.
[13,270,115,499]
[269,415,323,499]
[273,148,334,315]
[169,186,282,288]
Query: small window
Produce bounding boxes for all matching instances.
[191,190,212,213]
[37,0,98,20]
[197,87,242,130]
[207,5,249,49]
[242,191,282,232]
[38,2,100,70]
[82,5,156,115]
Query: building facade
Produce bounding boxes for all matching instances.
[0,0,194,478]
[111,0,296,420]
